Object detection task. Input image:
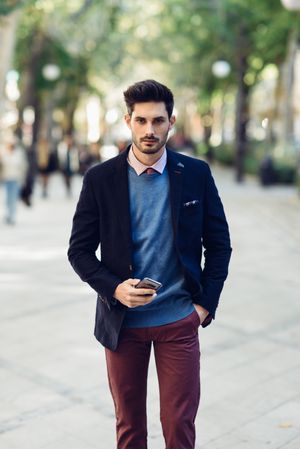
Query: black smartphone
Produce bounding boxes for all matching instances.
[135,277,162,291]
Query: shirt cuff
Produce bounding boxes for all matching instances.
[201,313,213,328]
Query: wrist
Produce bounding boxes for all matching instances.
[193,304,209,323]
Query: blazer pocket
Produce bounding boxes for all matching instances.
[183,200,200,209]
[180,199,203,234]
[182,199,202,216]
[98,293,111,310]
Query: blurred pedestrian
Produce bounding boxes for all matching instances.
[37,136,57,198]
[20,144,38,206]
[89,141,101,163]
[68,80,232,449]
[78,143,99,176]
[259,155,276,186]
[168,131,196,156]
[116,139,129,154]
[57,134,79,196]
[0,134,27,225]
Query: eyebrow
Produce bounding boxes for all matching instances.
[134,116,166,120]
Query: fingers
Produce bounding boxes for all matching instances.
[114,278,157,308]
[124,278,141,288]
[126,278,140,285]
[126,293,156,308]
[127,278,156,297]
[133,287,156,296]
[126,286,156,307]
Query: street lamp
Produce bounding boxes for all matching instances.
[41,64,61,150]
[211,60,231,147]
[212,60,231,79]
[42,64,61,81]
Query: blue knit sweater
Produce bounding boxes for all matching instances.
[122,165,194,328]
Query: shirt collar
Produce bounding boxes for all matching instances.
[127,146,167,176]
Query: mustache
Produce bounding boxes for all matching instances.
[141,136,159,142]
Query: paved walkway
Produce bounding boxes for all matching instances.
[0,167,299,449]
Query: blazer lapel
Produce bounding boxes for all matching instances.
[113,149,132,260]
[167,149,184,237]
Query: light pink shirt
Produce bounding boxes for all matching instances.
[127,146,167,175]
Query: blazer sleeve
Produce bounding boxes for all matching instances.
[200,163,232,319]
[67,171,122,302]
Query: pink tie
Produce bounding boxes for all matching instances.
[144,167,157,175]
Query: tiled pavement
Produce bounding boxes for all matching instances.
[0,167,299,449]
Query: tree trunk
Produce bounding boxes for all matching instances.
[0,10,20,120]
[64,100,77,136]
[17,31,46,144]
[281,29,297,147]
[201,112,214,163]
[235,27,250,183]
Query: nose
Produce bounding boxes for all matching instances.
[145,121,155,135]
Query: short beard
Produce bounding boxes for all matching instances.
[132,133,168,155]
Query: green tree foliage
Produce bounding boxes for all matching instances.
[9,0,300,177]
[139,0,299,180]
[0,1,21,16]
[0,0,35,16]
[149,0,296,88]
[14,0,125,138]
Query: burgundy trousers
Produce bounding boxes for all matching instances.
[105,310,201,449]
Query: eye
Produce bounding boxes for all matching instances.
[135,117,146,124]
[154,118,165,124]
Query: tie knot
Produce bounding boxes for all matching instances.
[144,167,157,175]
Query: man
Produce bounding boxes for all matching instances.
[0,133,27,225]
[68,79,231,449]
[58,134,79,196]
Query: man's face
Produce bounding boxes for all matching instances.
[125,102,175,157]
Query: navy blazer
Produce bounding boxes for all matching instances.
[68,148,232,350]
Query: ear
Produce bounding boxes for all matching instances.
[124,114,131,129]
[169,115,176,129]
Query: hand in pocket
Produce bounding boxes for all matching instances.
[193,304,209,325]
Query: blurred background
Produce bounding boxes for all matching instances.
[0,2,300,449]
[0,0,300,190]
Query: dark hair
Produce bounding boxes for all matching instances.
[123,79,174,118]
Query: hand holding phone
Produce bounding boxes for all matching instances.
[113,278,160,308]
[135,277,162,291]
